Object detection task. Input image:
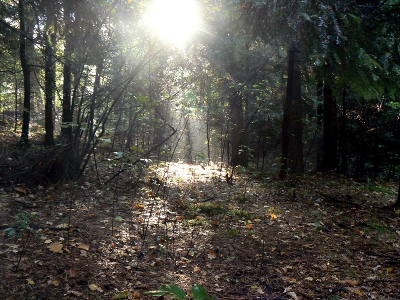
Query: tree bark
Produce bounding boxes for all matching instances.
[322,84,337,171]
[61,0,73,141]
[280,45,303,178]
[18,0,31,146]
[44,33,55,145]
[316,81,324,171]
[229,90,247,167]
[340,89,347,175]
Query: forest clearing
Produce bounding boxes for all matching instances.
[1,131,399,299]
[1,0,400,299]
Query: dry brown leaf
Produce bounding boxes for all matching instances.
[55,223,69,229]
[48,242,63,253]
[14,187,27,194]
[77,243,89,251]
[353,289,364,296]
[134,203,145,209]
[344,279,359,286]
[88,283,103,292]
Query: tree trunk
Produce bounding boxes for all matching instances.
[316,81,324,171]
[44,33,55,145]
[322,84,337,171]
[340,89,347,175]
[18,0,31,146]
[280,45,303,178]
[61,0,73,141]
[229,90,247,167]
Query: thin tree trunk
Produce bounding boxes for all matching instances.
[44,33,55,145]
[280,45,303,178]
[61,0,73,141]
[322,84,337,171]
[340,89,347,175]
[18,0,31,146]
[229,90,247,167]
[316,81,323,171]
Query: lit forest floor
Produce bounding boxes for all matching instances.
[1,135,400,299]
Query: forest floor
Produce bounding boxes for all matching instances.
[1,132,400,299]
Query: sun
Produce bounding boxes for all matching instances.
[145,0,201,45]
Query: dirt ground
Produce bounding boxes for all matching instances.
[1,138,400,299]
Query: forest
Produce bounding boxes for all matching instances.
[0,0,400,299]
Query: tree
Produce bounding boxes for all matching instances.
[41,0,59,146]
[280,44,303,177]
[60,0,73,141]
[18,0,31,146]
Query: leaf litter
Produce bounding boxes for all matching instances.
[0,162,399,299]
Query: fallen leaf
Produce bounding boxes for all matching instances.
[77,243,89,251]
[55,223,69,229]
[44,239,52,244]
[88,283,103,292]
[48,242,63,253]
[245,223,254,229]
[134,203,145,209]
[207,251,217,259]
[27,278,35,285]
[287,291,298,300]
[270,213,278,220]
[353,289,364,296]
[113,290,130,299]
[15,187,27,194]
[344,279,359,286]
[353,229,364,236]
[304,277,313,281]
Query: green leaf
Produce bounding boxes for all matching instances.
[113,290,130,299]
[129,146,144,153]
[192,284,215,300]
[315,221,324,231]
[145,284,188,299]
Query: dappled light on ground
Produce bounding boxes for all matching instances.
[0,162,399,299]
[156,162,226,184]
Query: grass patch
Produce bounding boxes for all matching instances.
[227,207,252,219]
[366,183,396,195]
[198,202,227,216]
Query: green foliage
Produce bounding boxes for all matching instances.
[314,221,324,232]
[198,202,226,216]
[5,212,39,238]
[145,284,215,300]
[227,228,239,236]
[366,184,396,195]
